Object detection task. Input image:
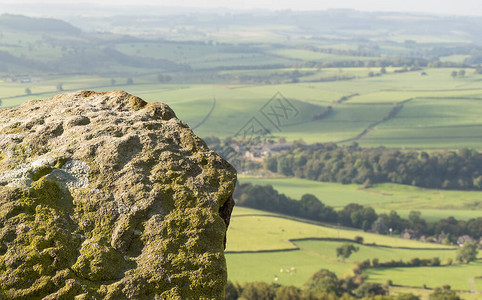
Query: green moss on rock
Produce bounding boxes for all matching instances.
[0,91,236,299]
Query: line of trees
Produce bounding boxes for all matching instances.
[234,183,482,242]
[225,272,460,299]
[295,57,470,69]
[264,143,482,190]
[226,270,391,300]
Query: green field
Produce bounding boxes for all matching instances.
[2,68,480,149]
[271,49,378,62]
[226,208,452,252]
[365,261,482,291]
[225,207,482,293]
[238,176,482,221]
[1,12,482,299]
[388,286,480,300]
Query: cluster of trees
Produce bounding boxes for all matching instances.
[225,269,391,300]
[296,57,470,69]
[265,143,482,190]
[302,45,381,58]
[351,257,441,275]
[456,242,479,263]
[450,70,466,78]
[218,70,314,85]
[157,74,172,83]
[225,270,459,299]
[216,69,357,85]
[234,183,482,241]
[234,183,337,223]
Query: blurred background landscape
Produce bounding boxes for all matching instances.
[0,1,481,299]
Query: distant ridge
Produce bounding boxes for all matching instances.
[0,14,81,34]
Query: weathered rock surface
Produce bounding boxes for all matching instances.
[0,91,236,299]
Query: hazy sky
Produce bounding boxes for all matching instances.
[1,0,481,16]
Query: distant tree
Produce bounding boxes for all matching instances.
[239,282,276,300]
[387,210,408,234]
[450,71,457,78]
[430,257,441,266]
[111,78,116,86]
[299,194,325,220]
[372,258,379,267]
[429,286,460,300]
[466,217,482,239]
[456,242,478,263]
[275,286,302,300]
[408,211,427,233]
[277,157,293,176]
[397,293,421,300]
[157,74,172,83]
[409,257,421,266]
[225,281,241,300]
[472,176,482,189]
[25,88,31,95]
[56,83,63,92]
[126,78,134,85]
[353,282,387,297]
[458,69,465,77]
[352,207,377,230]
[338,203,363,227]
[368,71,375,77]
[336,243,359,262]
[304,269,342,296]
[380,67,387,74]
[372,216,388,234]
[354,236,364,244]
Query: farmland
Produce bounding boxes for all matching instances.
[238,176,482,221]
[0,10,481,299]
[1,14,481,150]
[2,68,481,149]
[225,206,481,294]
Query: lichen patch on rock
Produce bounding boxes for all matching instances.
[45,160,90,190]
[0,90,236,299]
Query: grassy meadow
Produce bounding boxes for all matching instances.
[365,261,482,291]
[225,207,482,293]
[238,176,482,221]
[1,13,481,299]
[2,67,480,149]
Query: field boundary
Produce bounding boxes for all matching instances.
[231,211,362,232]
[232,212,358,230]
[290,238,455,251]
[226,236,455,254]
[336,98,413,143]
[225,247,299,254]
[191,96,216,130]
[418,96,482,101]
[232,212,456,250]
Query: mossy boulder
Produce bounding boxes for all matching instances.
[0,91,236,299]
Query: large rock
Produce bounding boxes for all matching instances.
[0,91,236,299]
